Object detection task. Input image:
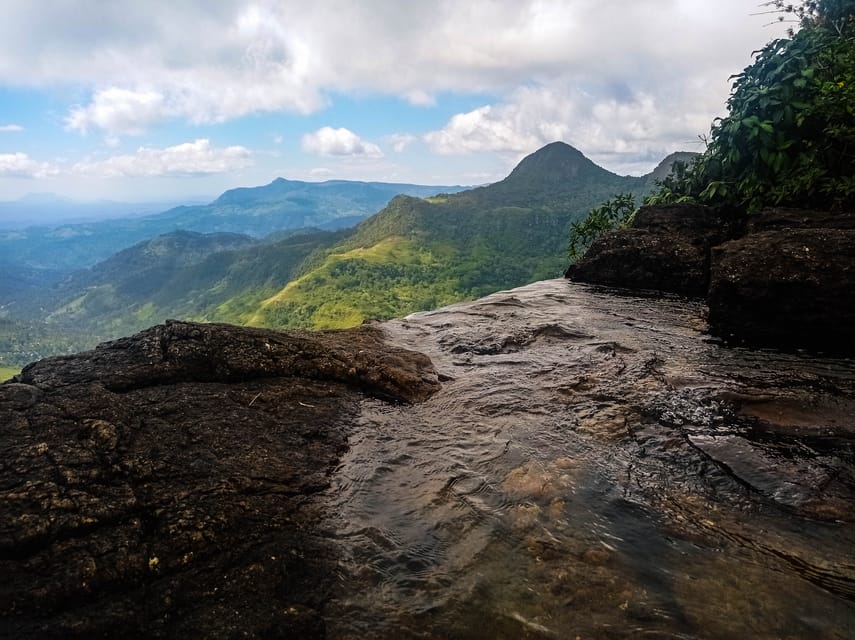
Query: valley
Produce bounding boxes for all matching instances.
[0,143,685,369]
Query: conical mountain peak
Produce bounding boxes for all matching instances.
[501,142,619,189]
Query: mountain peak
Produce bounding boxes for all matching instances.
[648,151,699,181]
[503,142,617,188]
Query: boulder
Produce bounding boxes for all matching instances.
[708,228,855,352]
[0,321,440,639]
[631,203,745,247]
[565,229,708,296]
[746,208,855,233]
[566,204,743,296]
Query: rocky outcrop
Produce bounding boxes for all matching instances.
[0,320,440,639]
[567,204,855,353]
[708,226,855,353]
[565,204,744,297]
[564,229,708,296]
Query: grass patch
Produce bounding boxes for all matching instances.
[0,366,21,382]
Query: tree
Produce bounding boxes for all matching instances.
[567,194,637,263]
[651,0,855,211]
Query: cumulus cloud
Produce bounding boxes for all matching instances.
[0,1,785,138]
[0,152,57,178]
[66,88,168,135]
[0,1,790,174]
[301,127,383,158]
[73,139,252,177]
[423,85,710,173]
[0,124,24,132]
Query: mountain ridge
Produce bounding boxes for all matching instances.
[1,142,695,364]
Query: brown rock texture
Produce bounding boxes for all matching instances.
[708,228,855,352]
[567,204,855,354]
[566,204,744,297]
[0,320,440,639]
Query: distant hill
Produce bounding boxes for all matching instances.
[37,229,345,341]
[647,151,700,183]
[1,143,694,364]
[0,179,467,271]
[243,142,654,329]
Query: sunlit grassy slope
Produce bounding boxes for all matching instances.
[247,236,463,329]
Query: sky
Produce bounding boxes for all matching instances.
[0,1,790,203]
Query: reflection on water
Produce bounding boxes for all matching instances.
[322,279,855,639]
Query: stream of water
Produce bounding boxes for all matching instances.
[321,279,854,639]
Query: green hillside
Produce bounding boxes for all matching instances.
[36,229,345,347]
[248,142,651,329]
[0,141,686,365]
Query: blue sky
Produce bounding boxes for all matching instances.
[0,1,789,203]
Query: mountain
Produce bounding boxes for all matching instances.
[243,142,653,329]
[0,179,467,272]
[647,151,700,183]
[0,142,692,365]
[0,195,205,230]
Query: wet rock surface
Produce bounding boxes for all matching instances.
[324,280,855,639]
[0,321,440,639]
[2,285,854,639]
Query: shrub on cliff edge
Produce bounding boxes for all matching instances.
[650,0,855,211]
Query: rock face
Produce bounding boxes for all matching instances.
[566,204,744,297]
[0,320,440,639]
[708,227,855,353]
[567,204,855,353]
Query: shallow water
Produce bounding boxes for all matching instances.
[322,279,855,639]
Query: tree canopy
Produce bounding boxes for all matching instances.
[650,0,855,211]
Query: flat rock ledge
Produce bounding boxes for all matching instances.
[0,320,440,639]
[567,205,855,354]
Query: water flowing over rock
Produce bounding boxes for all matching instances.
[2,283,854,638]
[0,321,440,639]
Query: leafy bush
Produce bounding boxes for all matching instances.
[567,194,637,263]
[651,0,855,211]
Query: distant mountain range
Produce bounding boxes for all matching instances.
[1,143,695,366]
[0,179,468,272]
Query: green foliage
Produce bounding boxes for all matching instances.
[0,366,21,382]
[249,237,464,329]
[567,194,638,262]
[653,0,855,210]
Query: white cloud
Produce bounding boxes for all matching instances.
[73,139,252,177]
[423,80,720,174]
[66,88,167,135]
[0,152,57,178]
[0,2,787,133]
[0,1,791,178]
[386,133,417,153]
[0,124,24,132]
[301,127,383,158]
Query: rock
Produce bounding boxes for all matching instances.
[632,203,744,247]
[566,229,708,296]
[566,204,855,354]
[566,204,744,297]
[746,208,855,233]
[708,228,855,352]
[0,321,440,639]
